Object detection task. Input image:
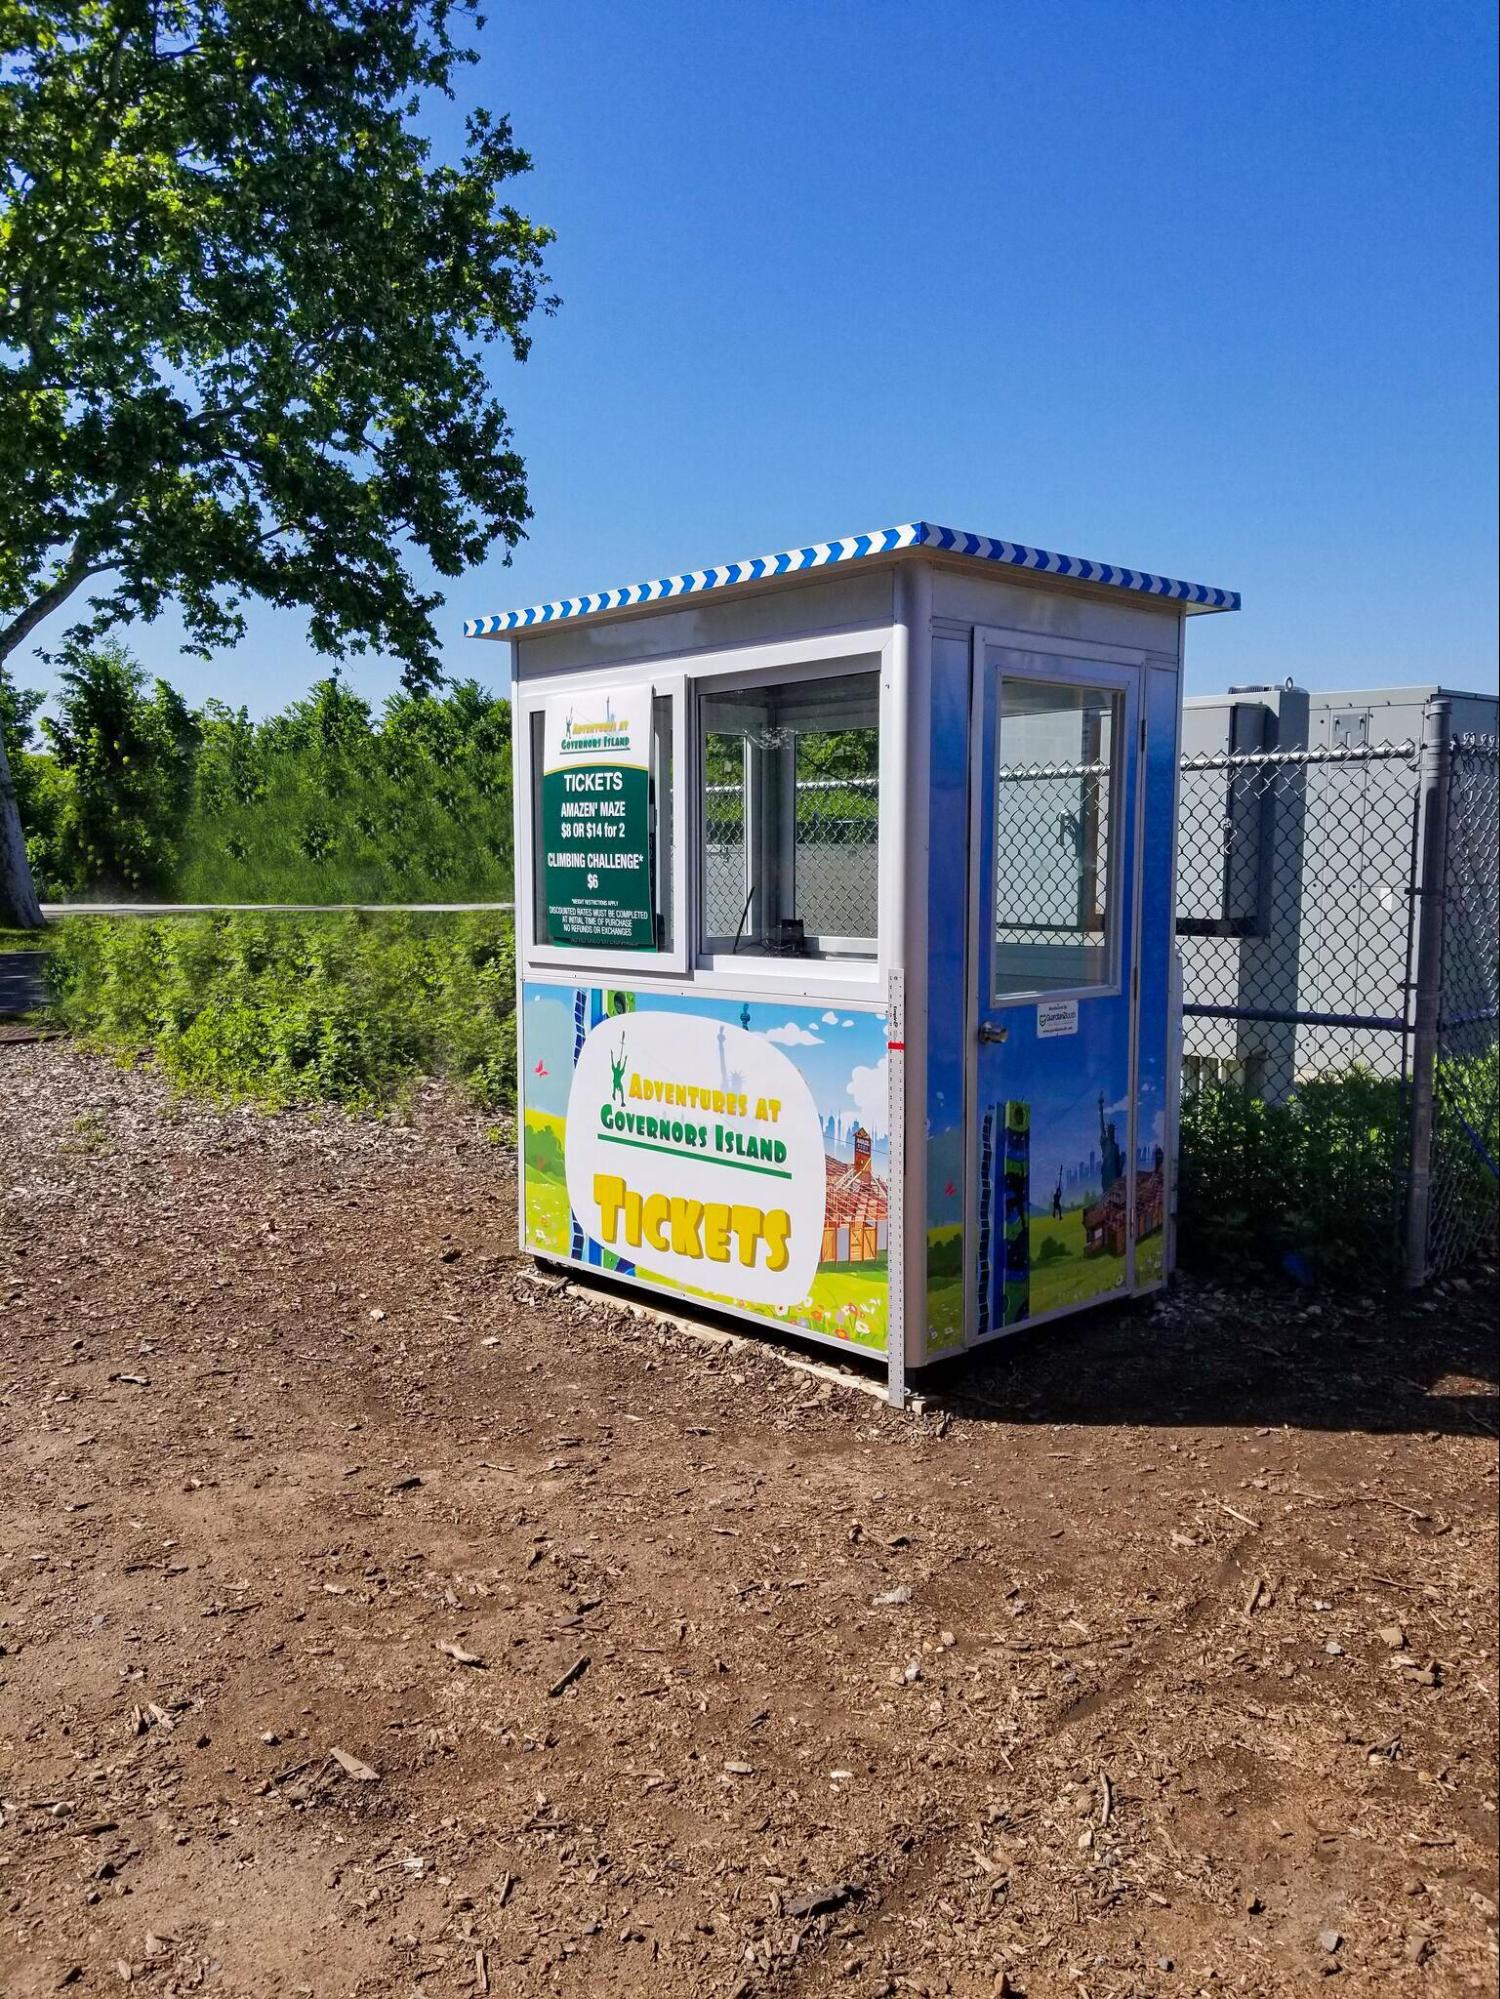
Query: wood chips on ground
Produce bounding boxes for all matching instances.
[1,1043,1496,1998]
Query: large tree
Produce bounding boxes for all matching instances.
[0,0,553,925]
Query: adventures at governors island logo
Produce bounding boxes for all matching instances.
[564,1009,825,1307]
[555,696,636,758]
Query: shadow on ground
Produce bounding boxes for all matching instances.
[927,1265,1499,1439]
[561,1250,1499,1442]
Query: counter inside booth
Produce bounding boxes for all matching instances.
[472,519,1238,1400]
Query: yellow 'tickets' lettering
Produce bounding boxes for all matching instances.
[591,1172,792,1274]
[642,1191,670,1253]
[594,1172,627,1243]
[762,1208,792,1272]
[730,1204,761,1267]
[669,1199,704,1256]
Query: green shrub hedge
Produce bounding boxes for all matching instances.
[1178,1051,1498,1283]
[46,912,517,1111]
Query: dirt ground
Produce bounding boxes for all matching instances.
[2,1043,1496,1999]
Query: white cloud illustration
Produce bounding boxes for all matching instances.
[821,1010,840,1024]
[846,1054,889,1139]
[764,1021,823,1047]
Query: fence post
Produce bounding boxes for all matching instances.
[1403,699,1453,1289]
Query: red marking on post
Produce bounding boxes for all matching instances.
[887,1040,905,1051]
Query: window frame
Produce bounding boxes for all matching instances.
[697,661,882,966]
[514,625,896,999]
[515,671,691,977]
[690,645,887,981]
[978,647,1137,1011]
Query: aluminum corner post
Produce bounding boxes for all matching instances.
[884,556,935,1407]
[885,964,907,1407]
[1403,697,1453,1290]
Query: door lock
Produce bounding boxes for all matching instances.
[978,1021,1009,1044]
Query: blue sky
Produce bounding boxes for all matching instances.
[14,0,1498,715]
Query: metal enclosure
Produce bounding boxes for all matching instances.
[470,523,1238,1398]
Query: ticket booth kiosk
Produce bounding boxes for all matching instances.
[469,522,1238,1402]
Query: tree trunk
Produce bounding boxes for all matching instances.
[0,553,103,930]
[0,724,45,929]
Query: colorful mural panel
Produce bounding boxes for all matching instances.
[522,982,891,1353]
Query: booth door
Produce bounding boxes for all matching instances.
[969,645,1143,1338]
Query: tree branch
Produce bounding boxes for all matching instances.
[0,549,115,671]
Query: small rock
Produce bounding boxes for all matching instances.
[329,1747,379,1782]
[871,1587,911,1607]
[1377,1624,1406,1649]
[1324,1640,1345,1656]
[785,1881,855,1920]
[1318,1929,1343,1955]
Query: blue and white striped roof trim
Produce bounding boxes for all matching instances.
[465,521,1239,636]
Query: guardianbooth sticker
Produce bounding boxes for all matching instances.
[541,687,654,949]
[521,984,893,1350]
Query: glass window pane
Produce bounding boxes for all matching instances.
[992,679,1119,998]
[702,728,750,944]
[699,667,879,961]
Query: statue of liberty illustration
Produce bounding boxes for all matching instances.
[1097,1092,1125,1192]
[716,1023,744,1100]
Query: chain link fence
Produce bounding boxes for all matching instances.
[992,755,1112,970]
[1429,735,1500,1275]
[703,770,879,947]
[1177,704,1498,1286]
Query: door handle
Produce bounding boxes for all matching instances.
[978,1021,1009,1044]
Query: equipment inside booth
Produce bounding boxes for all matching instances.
[699,666,880,962]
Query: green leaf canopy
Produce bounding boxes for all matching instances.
[0,0,554,685]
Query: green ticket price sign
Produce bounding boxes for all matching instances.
[541,687,655,950]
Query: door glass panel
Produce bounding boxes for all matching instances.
[992,679,1120,999]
